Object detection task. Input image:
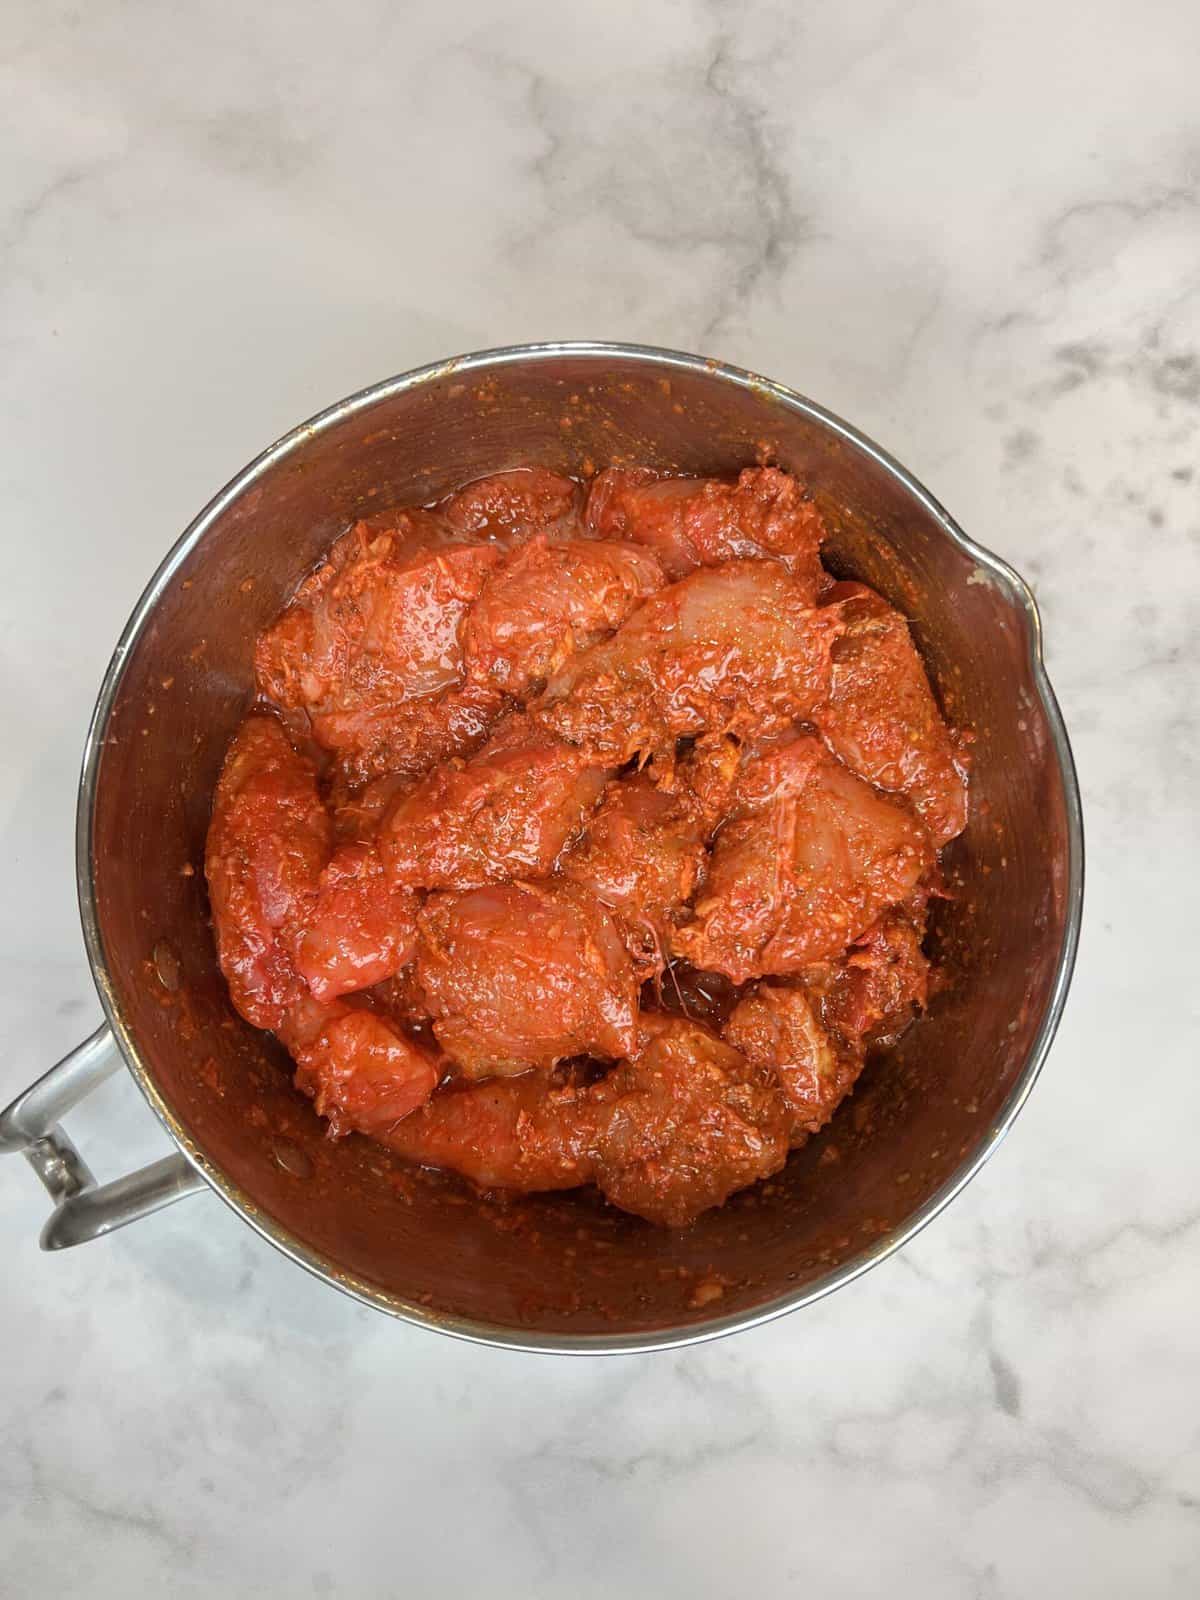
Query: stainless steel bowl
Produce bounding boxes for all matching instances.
[1,342,1083,1353]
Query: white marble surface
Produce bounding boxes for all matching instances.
[3,0,1198,1593]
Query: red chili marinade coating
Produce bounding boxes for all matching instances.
[559,738,739,978]
[586,465,828,596]
[533,560,843,763]
[415,880,639,1079]
[723,902,930,1148]
[379,714,610,891]
[383,1015,790,1228]
[462,536,666,699]
[204,716,438,1136]
[813,583,967,846]
[672,734,934,982]
[206,464,967,1226]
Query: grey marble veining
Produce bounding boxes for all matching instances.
[2,1,1198,1595]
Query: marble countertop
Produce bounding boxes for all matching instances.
[4,1,1198,1594]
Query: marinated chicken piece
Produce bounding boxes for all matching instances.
[560,769,704,974]
[589,1017,790,1226]
[264,516,510,786]
[381,715,608,890]
[384,1071,597,1191]
[416,881,638,1078]
[256,523,500,716]
[674,736,933,982]
[282,996,440,1138]
[536,561,841,762]
[671,734,744,832]
[439,467,581,542]
[206,718,439,1129]
[205,715,330,1030]
[463,536,665,698]
[725,904,931,1137]
[724,902,930,1145]
[811,905,931,1047]
[293,842,419,1002]
[558,738,737,975]
[319,680,505,792]
[587,465,828,595]
[386,1017,789,1226]
[724,984,859,1144]
[815,584,967,846]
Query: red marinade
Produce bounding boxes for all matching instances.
[205,463,967,1226]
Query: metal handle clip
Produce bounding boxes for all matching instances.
[0,1023,206,1249]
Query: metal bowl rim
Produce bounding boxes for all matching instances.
[75,339,1085,1355]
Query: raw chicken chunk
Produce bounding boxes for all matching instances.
[386,1017,789,1227]
[588,1016,790,1227]
[814,584,967,846]
[206,715,438,1129]
[463,536,664,698]
[587,465,827,596]
[416,881,638,1078]
[380,715,608,890]
[674,736,933,982]
[283,997,439,1139]
[724,984,858,1144]
[439,468,581,542]
[256,524,500,713]
[294,842,419,1002]
[536,561,841,761]
[205,715,330,1030]
[558,740,736,974]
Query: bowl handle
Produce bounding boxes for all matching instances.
[0,1023,207,1249]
